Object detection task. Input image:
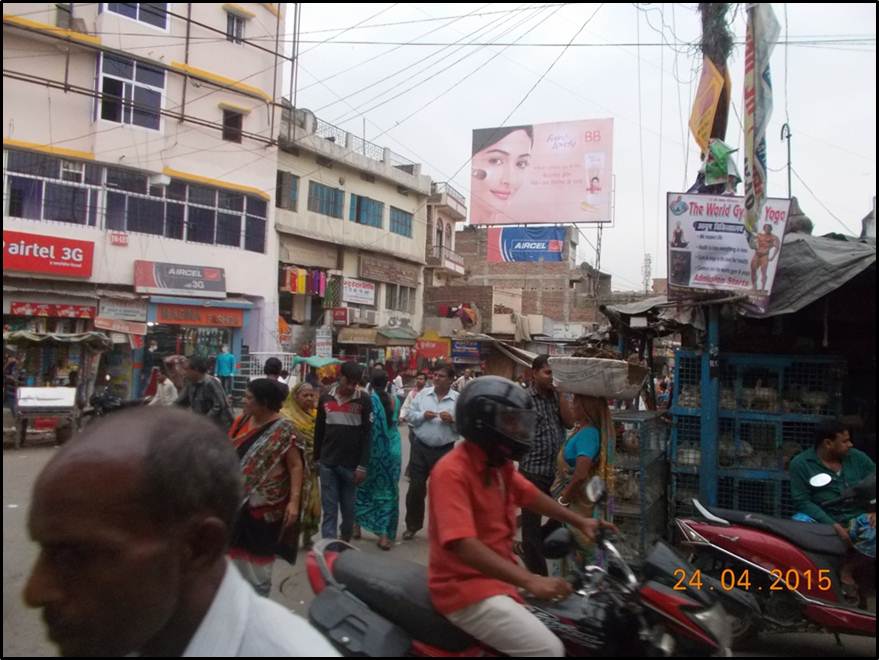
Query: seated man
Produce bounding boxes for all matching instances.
[790,419,876,601]
[24,406,338,657]
[429,376,615,657]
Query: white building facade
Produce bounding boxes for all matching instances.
[3,3,284,396]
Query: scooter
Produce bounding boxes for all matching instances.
[675,473,876,646]
[306,477,737,657]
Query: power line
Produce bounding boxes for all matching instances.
[319,2,533,120]
[790,167,856,235]
[291,37,876,47]
[297,3,493,93]
[296,4,569,35]
[367,4,572,138]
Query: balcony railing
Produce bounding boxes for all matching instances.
[427,245,465,274]
[431,181,466,207]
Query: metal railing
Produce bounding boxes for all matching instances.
[431,181,466,207]
[428,245,465,268]
[348,134,385,162]
[238,352,298,379]
[314,118,348,146]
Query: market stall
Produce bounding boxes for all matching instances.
[3,331,112,447]
[665,233,876,520]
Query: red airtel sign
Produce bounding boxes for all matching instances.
[3,230,94,278]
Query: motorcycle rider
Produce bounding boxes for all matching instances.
[428,376,616,657]
[790,419,875,602]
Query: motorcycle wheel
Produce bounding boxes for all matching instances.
[689,552,760,649]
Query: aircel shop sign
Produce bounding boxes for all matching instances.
[134,260,226,299]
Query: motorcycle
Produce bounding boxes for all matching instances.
[306,477,737,657]
[675,472,876,647]
[81,375,145,425]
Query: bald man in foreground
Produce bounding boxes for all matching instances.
[23,407,339,657]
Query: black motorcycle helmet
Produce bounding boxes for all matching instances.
[455,376,536,467]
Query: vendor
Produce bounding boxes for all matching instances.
[790,419,875,602]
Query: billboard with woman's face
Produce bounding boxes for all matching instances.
[469,118,613,225]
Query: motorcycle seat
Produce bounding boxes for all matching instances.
[333,550,477,652]
[706,506,848,556]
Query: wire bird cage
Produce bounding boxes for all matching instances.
[670,349,846,522]
[609,411,669,565]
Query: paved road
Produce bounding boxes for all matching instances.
[3,430,875,657]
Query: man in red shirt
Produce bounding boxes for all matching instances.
[429,376,614,657]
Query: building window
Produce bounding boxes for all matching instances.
[99,53,164,130]
[390,207,413,238]
[4,150,101,226]
[105,3,168,29]
[3,149,267,253]
[349,194,384,229]
[307,181,344,219]
[226,12,245,43]
[386,283,416,314]
[276,171,299,211]
[222,110,243,143]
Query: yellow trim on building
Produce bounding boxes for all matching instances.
[3,138,95,161]
[3,14,102,47]
[223,4,256,19]
[259,4,280,17]
[218,102,253,115]
[162,167,270,200]
[169,61,272,102]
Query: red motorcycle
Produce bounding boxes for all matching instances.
[675,473,876,646]
[306,479,737,657]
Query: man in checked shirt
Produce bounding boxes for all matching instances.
[517,355,575,575]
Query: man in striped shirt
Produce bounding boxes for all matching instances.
[314,361,373,541]
[517,355,573,575]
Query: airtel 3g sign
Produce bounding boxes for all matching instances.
[3,230,95,278]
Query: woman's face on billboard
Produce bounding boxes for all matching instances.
[472,129,532,215]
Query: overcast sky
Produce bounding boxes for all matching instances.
[288,3,876,292]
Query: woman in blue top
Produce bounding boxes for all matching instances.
[552,395,612,551]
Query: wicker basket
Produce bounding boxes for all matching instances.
[548,357,648,399]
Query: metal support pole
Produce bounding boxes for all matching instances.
[700,305,720,505]
[781,123,792,198]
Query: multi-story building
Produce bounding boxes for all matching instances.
[275,108,431,365]
[3,3,284,397]
[424,225,606,355]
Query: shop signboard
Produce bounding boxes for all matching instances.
[315,327,333,358]
[94,317,148,336]
[3,230,94,278]
[332,308,350,325]
[9,302,95,318]
[98,299,148,322]
[155,304,244,327]
[134,260,226,299]
[451,340,481,363]
[667,193,791,311]
[342,278,376,306]
[415,331,451,360]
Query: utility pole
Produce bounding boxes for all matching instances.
[698,3,734,144]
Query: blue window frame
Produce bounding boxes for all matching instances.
[390,207,413,238]
[349,194,384,229]
[308,181,344,219]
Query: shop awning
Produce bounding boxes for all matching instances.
[741,233,876,318]
[337,328,378,345]
[2,331,113,350]
[293,355,342,369]
[377,327,418,346]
